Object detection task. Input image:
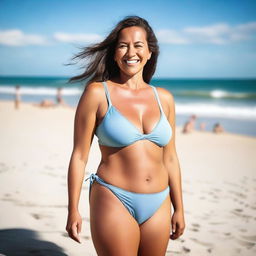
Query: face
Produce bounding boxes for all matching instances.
[114,26,152,77]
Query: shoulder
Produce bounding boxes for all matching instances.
[79,81,104,102]
[154,86,175,105]
[84,81,104,94]
[76,81,105,113]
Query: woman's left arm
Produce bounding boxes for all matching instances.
[160,88,185,240]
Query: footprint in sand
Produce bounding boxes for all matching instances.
[191,223,200,228]
[182,246,191,253]
[240,235,256,243]
[190,228,199,232]
[82,235,91,240]
[190,223,200,232]
[207,248,213,253]
[213,188,222,192]
[1,194,16,203]
[224,181,237,187]
[228,190,247,199]
[235,237,255,249]
[209,221,225,225]
[230,210,254,221]
[42,171,58,177]
[189,237,214,248]
[62,232,69,238]
[31,213,53,220]
[166,249,180,255]
[0,166,8,173]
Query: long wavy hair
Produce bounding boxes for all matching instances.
[66,15,159,86]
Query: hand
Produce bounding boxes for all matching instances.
[66,210,82,243]
[170,210,185,240]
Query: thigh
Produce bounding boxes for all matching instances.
[89,182,140,256]
[138,195,171,256]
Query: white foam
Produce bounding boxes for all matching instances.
[1,86,255,120]
[176,103,256,120]
[209,89,253,99]
[0,86,82,96]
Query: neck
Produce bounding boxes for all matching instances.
[114,71,147,90]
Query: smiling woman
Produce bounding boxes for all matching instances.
[65,15,185,256]
[114,26,152,78]
[66,16,159,84]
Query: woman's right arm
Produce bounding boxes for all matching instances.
[66,82,101,243]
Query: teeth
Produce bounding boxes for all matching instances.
[126,60,139,64]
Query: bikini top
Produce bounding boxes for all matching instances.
[95,81,172,147]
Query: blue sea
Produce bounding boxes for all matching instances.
[0,76,256,137]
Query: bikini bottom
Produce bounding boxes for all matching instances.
[85,173,170,225]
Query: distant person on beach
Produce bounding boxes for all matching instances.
[213,122,225,133]
[182,114,197,133]
[56,87,72,108]
[38,99,56,107]
[56,87,65,105]
[65,16,185,255]
[32,88,71,108]
[14,85,21,109]
[200,122,206,131]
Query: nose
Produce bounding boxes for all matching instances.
[126,45,136,57]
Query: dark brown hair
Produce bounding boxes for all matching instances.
[66,15,159,85]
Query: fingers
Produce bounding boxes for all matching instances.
[66,222,81,243]
[170,222,185,240]
[72,223,81,243]
[77,221,82,234]
[172,222,176,234]
[170,221,177,240]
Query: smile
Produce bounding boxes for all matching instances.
[124,59,140,65]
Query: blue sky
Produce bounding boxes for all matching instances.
[0,0,256,78]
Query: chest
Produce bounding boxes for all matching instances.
[97,89,162,134]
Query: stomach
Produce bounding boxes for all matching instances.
[96,141,169,193]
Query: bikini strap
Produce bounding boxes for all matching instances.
[102,81,112,106]
[151,85,164,113]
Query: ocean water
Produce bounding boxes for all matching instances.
[0,76,256,137]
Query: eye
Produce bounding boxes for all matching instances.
[119,45,127,48]
[135,45,143,48]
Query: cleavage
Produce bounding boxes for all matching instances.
[111,89,160,134]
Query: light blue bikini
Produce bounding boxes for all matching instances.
[95,81,172,147]
[85,81,172,225]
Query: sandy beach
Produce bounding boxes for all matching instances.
[0,100,255,256]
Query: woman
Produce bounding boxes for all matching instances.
[66,15,185,256]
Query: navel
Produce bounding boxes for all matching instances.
[145,175,152,182]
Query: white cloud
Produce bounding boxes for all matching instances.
[1,21,255,47]
[157,21,256,45]
[53,32,102,43]
[0,29,49,46]
[184,23,231,44]
[236,22,256,32]
[156,29,189,44]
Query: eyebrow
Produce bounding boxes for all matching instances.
[118,41,144,44]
